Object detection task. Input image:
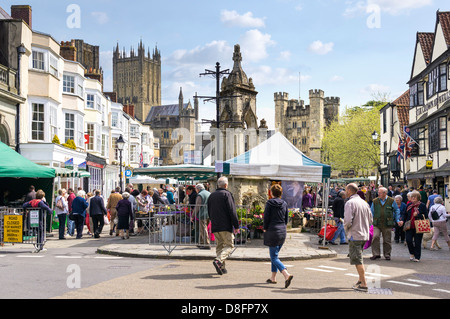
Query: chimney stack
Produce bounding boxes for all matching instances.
[11,5,32,29]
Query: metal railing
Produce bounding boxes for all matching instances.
[135,204,251,254]
[0,207,47,253]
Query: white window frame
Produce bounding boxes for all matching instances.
[65,113,75,142]
[63,74,75,94]
[86,94,95,109]
[32,50,45,71]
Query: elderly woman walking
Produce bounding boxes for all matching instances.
[71,190,89,239]
[399,190,428,262]
[264,184,294,289]
[428,196,450,251]
[117,192,133,239]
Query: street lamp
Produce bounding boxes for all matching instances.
[116,135,125,193]
[372,131,380,145]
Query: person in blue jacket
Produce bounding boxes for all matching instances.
[71,190,89,239]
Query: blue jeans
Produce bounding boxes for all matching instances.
[67,218,75,236]
[331,219,347,243]
[269,245,286,273]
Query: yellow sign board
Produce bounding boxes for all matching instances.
[4,215,23,243]
[426,160,433,169]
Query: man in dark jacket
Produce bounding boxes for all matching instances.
[89,190,107,238]
[330,191,347,245]
[208,177,239,275]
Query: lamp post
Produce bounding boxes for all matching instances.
[372,131,380,145]
[116,135,125,193]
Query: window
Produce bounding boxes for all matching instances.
[130,144,137,162]
[31,103,45,141]
[101,134,107,157]
[411,128,425,156]
[86,123,94,151]
[112,138,118,161]
[440,64,447,92]
[112,112,118,127]
[49,55,58,77]
[427,64,448,98]
[439,117,447,149]
[65,113,75,142]
[382,110,387,133]
[410,82,424,107]
[86,94,95,109]
[32,51,45,70]
[63,75,75,94]
[429,119,439,153]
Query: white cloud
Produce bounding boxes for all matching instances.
[360,83,391,95]
[248,65,311,86]
[308,40,334,55]
[330,75,344,82]
[344,0,432,16]
[240,29,275,62]
[220,10,266,28]
[91,12,109,25]
[164,40,232,67]
[278,50,292,61]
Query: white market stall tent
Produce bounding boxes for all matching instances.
[219,132,331,182]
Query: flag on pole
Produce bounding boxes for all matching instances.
[397,134,405,163]
[139,147,144,168]
[403,126,416,159]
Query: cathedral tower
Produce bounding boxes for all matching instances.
[113,40,161,121]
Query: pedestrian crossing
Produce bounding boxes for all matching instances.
[0,253,123,260]
[302,264,448,296]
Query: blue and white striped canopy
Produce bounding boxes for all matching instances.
[221,132,331,182]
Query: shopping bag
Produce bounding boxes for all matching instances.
[415,218,431,234]
[319,224,337,241]
[364,226,374,250]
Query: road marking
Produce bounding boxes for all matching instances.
[433,289,450,294]
[365,272,391,278]
[318,265,347,271]
[16,255,45,258]
[345,273,376,280]
[264,263,294,268]
[305,267,334,273]
[55,256,83,259]
[386,280,421,287]
[94,256,123,259]
[407,279,436,285]
[0,255,6,258]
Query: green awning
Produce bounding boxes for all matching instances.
[0,142,55,178]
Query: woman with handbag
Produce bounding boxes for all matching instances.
[55,189,68,240]
[428,196,450,251]
[399,190,428,262]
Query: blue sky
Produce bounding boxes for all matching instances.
[3,0,448,129]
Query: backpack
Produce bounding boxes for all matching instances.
[431,205,441,221]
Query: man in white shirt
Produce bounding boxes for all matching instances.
[344,183,373,292]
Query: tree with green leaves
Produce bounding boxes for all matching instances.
[322,101,386,177]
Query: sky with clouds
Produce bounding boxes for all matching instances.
[3,0,447,130]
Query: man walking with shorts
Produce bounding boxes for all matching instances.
[344,183,373,292]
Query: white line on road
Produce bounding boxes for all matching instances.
[94,256,123,259]
[433,289,450,294]
[365,272,391,278]
[318,265,347,271]
[344,273,376,280]
[16,255,45,258]
[386,280,421,287]
[55,256,83,259]
[304,267,334,273]
[407,279,436,285]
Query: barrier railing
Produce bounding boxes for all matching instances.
[0,207,47,253]
[135,204,251,254]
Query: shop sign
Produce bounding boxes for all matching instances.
[87,161,104,169]
[426,160,433,169]
[416,91,450,117]
[4,215,23,243]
